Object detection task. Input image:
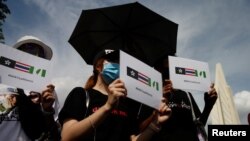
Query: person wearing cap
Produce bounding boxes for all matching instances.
[14,35,60,118]
[0,84,34,141]
[15,35,60,140]
[0,85,18,115]
[58,49,172,141]
[0,35,60,141]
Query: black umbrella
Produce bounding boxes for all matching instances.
[69,2,178,66]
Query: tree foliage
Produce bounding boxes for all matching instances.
[0,0,11,43]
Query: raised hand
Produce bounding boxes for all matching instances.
[41,84,55,112]
[204,83,217,107]
[105,79,127,110]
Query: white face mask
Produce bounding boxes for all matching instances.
[0,94,16,115]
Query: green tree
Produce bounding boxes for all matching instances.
[0,0,10,43]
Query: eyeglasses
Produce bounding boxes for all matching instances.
[18,43,45,58]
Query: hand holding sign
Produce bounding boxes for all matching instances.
[120,50,163,109]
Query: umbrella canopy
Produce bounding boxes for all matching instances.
[69,2,178,66]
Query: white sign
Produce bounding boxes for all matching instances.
[0,43,52,92]
[120,50,162,109]
[169,56,211,92]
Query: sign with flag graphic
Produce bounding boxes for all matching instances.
[175,67,207,78]
[0,43,52,92]
[169,56,211,92]
[127,67,151,86]
[0,56,35,74]
[120,50,162,109]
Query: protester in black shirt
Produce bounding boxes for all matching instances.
[139,55,217,141]
[59,49,172,141]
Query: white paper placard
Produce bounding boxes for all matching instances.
[169,56,211,92]
[0,43,52,92]
[120,50,162,109]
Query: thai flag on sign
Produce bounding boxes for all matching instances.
[138,72,151,86]
[185,68,197,76]
[14,62,34,73]
[127,66,151,86]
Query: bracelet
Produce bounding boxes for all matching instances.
[149,122,161,133]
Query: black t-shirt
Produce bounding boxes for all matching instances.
[138,89,202,141]
[59,87,141,141]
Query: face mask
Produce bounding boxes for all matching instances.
[101,63,120,85]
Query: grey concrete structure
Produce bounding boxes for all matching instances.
[210,63,241,124]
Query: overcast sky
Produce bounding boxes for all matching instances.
[2,0,250,124]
